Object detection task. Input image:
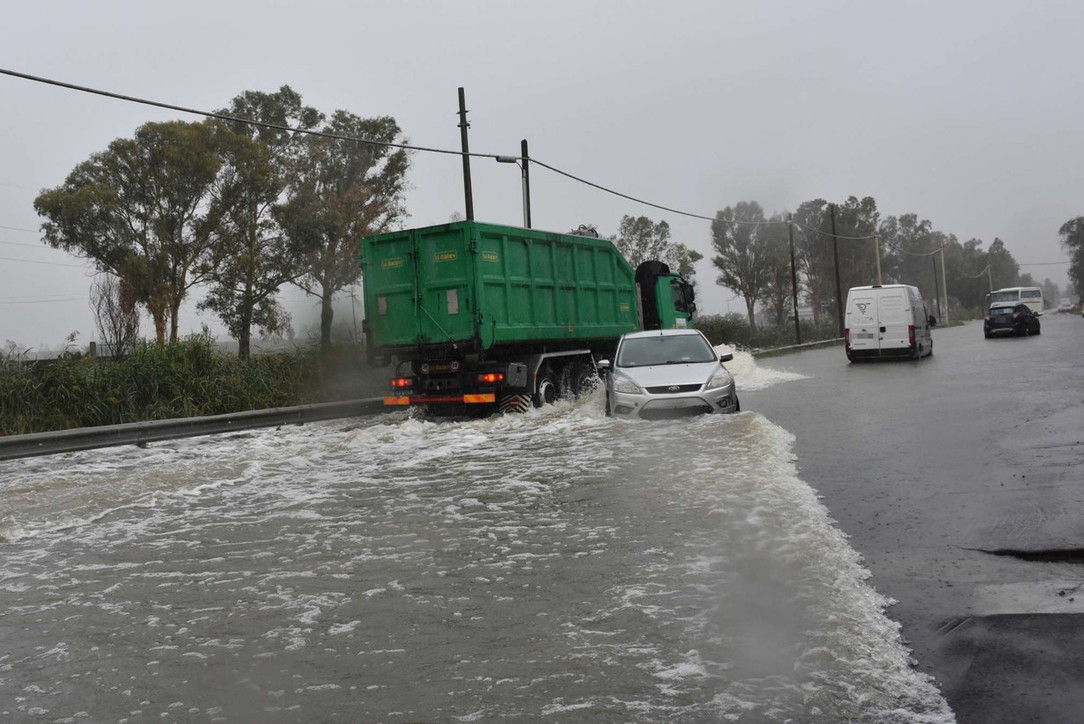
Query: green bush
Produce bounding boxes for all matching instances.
[694,314,841,350]
[0,334,382,435]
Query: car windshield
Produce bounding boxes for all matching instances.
[617,334,716,367]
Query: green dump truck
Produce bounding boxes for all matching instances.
[361,221,695,415]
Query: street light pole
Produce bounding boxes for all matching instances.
[520,139,531,229]
[496,140,532,229]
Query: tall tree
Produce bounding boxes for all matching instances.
[199,87,324,359]
[831,196,881,292]
[611,215,703,285]
[757,213,794,326]
[278,111,410,347]
[792,199,833,322]
[35,121,221,343]
[987,238,1020,292]
[1059,217,1084,297]
[711,201,773,328]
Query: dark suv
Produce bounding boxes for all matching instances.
[984,303,1041,338]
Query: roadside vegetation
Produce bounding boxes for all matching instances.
[695,314,842,351]
[0,335,380,436]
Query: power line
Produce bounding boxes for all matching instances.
[899,247,943,257]
[0,296,84,305]
[791,220,876,241]
[0,254,88,269]
[0,67,494,160]
[0,224,38,233]
[1,67,776,229]
[0,181,40,191]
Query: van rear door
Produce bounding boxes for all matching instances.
[878,291,910,351]
[847,292,880,353]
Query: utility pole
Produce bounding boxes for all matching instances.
[940,245,950,324]
[787,216,801,344]
[457,87,474,221]
[520,139,532,228]
[830,204,844,336]
[874,234,883,285]
[931,254,942,319]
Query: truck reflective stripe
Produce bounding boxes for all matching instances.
[463,394,496,404]
[383,396,411,405]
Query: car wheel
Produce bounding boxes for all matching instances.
[604,391,613,417]
[734,396,741,413]
[984,331,991,339]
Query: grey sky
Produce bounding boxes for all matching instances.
[3,0,1080,350]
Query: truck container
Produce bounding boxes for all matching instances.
[360,221,695,415]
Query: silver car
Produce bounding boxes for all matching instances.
[598,328,740,419]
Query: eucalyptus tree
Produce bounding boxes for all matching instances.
[829,196,881,292]
[710,201,773,329]
[1059,217,1084,297]
[791,199,833,322]
[757,212,794,326]
[199,87,324,359]
[611,215,703,285]
[877,213,946,301]
[277,111,410,348]
[35,121,221,343]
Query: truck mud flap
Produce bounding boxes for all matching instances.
[498,394,532,414]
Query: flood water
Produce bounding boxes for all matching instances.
[0,353,954,723]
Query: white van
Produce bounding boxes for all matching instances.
[844,284,935,361]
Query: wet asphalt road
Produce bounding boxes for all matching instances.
[743,312,1084,723]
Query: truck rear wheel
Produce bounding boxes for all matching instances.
[559,361,597,400]
[534,367,558,407]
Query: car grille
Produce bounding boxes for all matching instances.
[644,384,702,394]
[639,404,713,420]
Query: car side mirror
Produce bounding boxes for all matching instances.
[596,359,611,371]
[927,315,937,327]
[719,353,733,363]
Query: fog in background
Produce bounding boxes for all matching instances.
[3,0,1081,352]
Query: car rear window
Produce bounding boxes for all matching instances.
[988,306,1013,316]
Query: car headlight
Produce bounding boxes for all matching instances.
[705,368,733,390]
[612,375,644,394]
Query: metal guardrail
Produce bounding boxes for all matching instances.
[0,398,388,462]
[751,337,844,358]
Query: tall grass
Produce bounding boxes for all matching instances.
[0,334,383,435]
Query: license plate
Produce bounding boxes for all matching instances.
[856,332,875,339]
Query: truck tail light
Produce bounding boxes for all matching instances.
[908,325,916,345]
[844,328,850,346]
[390,377,413,389]
[476,372,505,384]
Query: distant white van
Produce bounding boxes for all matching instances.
[844,284,935,361]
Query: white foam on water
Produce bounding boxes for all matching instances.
[715,344,808,391]
[0,396,952,722]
